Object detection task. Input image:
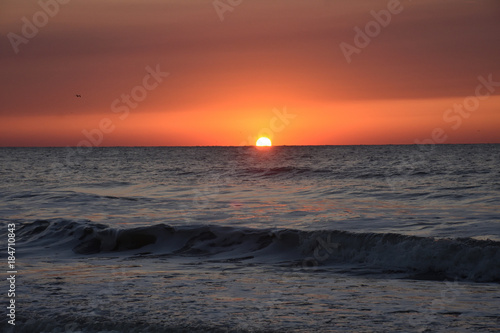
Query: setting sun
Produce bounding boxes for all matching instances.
[256,137,272,147]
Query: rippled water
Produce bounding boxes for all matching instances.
[1,145,499,332]
[2,145,500,236]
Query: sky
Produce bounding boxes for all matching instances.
[1,0,499,146]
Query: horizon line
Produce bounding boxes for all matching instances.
[1,142,499,148]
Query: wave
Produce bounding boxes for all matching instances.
[9,219,500,283]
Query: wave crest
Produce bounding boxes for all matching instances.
[10,219,500,283]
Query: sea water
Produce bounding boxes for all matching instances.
[1,145,499,332]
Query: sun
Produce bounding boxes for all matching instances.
[256,137,272,147]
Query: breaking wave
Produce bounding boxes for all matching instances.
[9,219,500,283]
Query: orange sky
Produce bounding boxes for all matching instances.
[1,0,499,146]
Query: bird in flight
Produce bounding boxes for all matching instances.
[76,94,81,98]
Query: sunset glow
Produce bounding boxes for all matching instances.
[1,0,499,146]
[2,0,500,328]
[256,137,272,147]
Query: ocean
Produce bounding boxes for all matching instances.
[1,144,499,332]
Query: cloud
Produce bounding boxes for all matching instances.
[0,0,499,145]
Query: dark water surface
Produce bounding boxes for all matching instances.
[1,145,499,332]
